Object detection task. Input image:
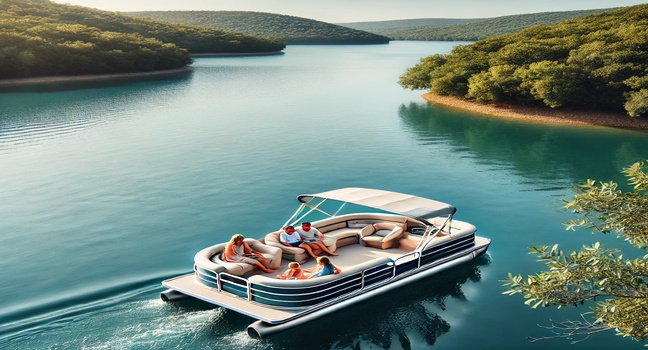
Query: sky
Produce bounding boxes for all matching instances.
[50,0,647,22]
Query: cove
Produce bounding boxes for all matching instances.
[0,42,647,349]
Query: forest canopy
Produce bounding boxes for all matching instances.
[399,5,648,118]
[0,0,285,79]
[127,11,390,45]
[342,9,608,41]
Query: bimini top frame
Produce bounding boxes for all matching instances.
[295,187,456,226]
[292,187,462,256]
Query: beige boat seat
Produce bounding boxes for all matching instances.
[359,222,406,249]
[194,239,281,277]
[264,231,334,264]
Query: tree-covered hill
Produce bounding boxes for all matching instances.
[127,11,390,45]
[339,18,481,40]
[399,4,648,118]
[341,9,610,41]
[0,0,285,80]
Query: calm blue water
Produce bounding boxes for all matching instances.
[1,42,647,349]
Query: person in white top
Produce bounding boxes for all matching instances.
[296,222,338,256]
[280,225,303,247]
[279,225,319,259]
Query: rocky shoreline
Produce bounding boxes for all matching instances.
[422,92,648,131]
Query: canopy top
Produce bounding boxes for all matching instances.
[297,187,456,221]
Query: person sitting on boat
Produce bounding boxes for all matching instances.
[223,234,276,273]
[306,256,341,279]
[277,261,306,280]
[296,222,338,256]
[280,225,305,247]
[280,225,319,259]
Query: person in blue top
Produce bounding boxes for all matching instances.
[307,256,341,279]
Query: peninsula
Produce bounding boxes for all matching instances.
[401,4,648,130]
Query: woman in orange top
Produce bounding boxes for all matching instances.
[223,234,275,273]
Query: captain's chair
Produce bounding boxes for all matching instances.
[359,222,406,249]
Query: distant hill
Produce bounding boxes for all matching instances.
[398,4,648,117]
[340,9,611,41]
[127,11,390,45]
[0,0,285,80]
[338,18,481,35]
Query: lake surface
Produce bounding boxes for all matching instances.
[1,42,647,349]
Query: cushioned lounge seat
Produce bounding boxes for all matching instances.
[194,239,282,277]
[359,222,406,249]
[264,231,336,264]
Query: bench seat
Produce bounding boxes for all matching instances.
[194,239,282,277]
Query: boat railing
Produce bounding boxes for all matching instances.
[392,250,422,269]
[194,231,476,308]
[210,259,395,308]
[414,224,442,251]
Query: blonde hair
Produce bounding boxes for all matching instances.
[229,234,244,245]
[288,262,300,269]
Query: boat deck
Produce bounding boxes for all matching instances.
[275,243,411,273]
[163,273,298,322]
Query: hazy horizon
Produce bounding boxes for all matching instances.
[50,0,646,22]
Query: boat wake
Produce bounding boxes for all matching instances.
[0,270,278,349]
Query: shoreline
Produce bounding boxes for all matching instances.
[0,67,194,88]
[0,51,284,88]
[191,51,285,57]
[422,92,648,131]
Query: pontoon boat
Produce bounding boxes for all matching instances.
[161,187,491,338]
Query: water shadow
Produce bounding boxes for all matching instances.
[265,255,491,349]
[398,102,648,186]
[0,69,193,93]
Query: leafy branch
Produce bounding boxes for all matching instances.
[503,160,648,343]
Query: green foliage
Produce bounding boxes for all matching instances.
[625,89,648,117]
[127,11,390,45]
[398,55,447,90]
[466,65,520,102]
[563,161,648,248]
[518,61,585,108]
[341,10,609,41]
[399,4,648,117]
[0,0,286,79]
[503,160,648,343]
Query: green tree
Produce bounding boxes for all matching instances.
[399,4,648,117]
[518,60,585,108]
[0,0,287,79]
[466,64,520,102]
[503,160,648,343]
[625,89,648,117]
[398,54,447,90]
